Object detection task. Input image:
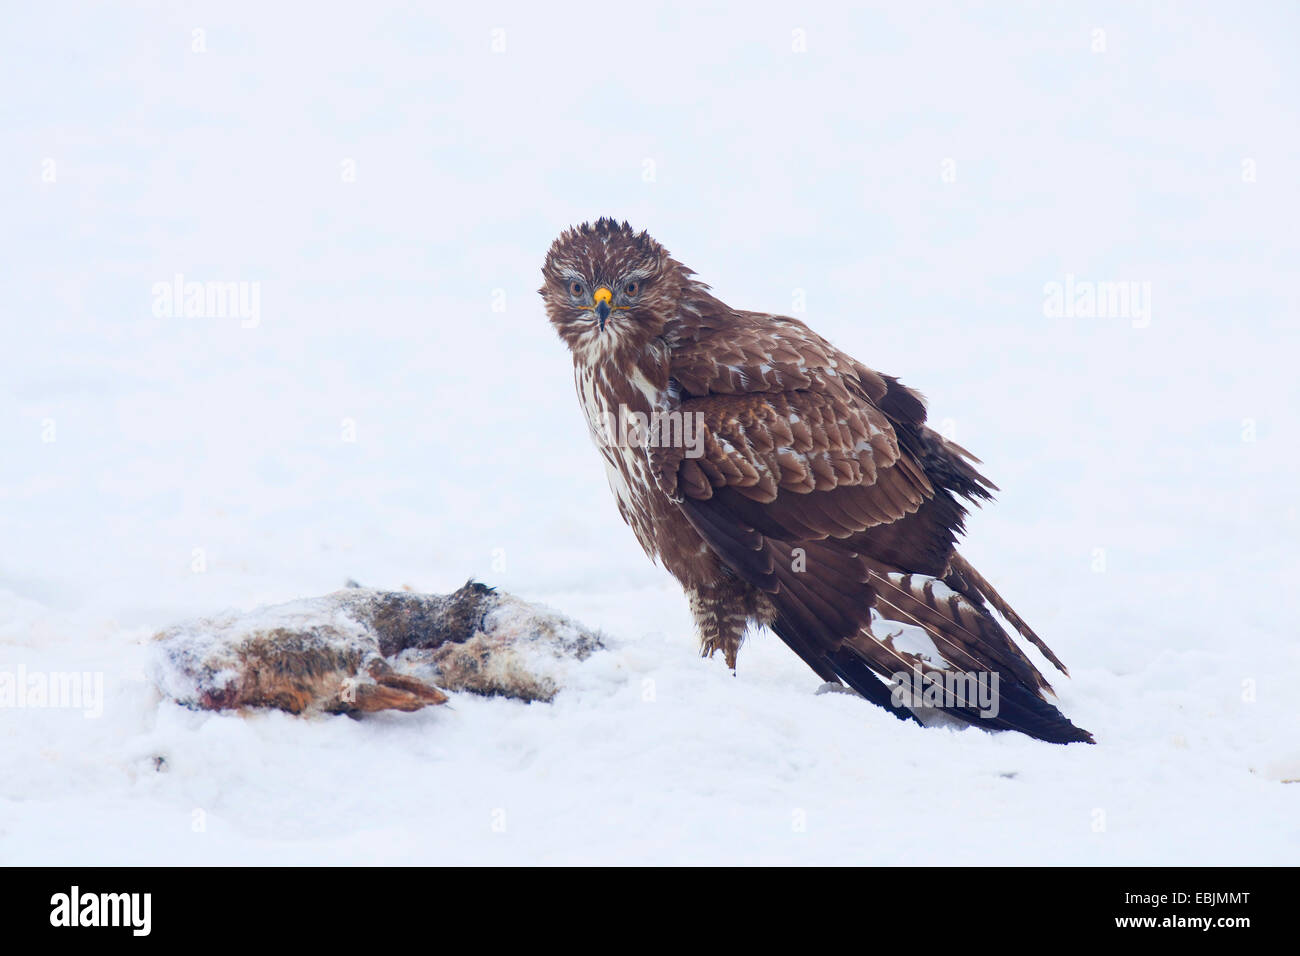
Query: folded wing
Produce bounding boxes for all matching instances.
[652,314,1092,743]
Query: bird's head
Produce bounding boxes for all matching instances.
[539,218,691,357]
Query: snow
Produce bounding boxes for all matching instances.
[873,611,948,668]
[3,2,1299,864]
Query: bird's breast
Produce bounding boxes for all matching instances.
[573,361,671,558]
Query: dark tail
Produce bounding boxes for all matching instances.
[770,554,1093,745]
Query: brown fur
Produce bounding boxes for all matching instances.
[156,582,604,716]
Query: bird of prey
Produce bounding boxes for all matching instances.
[540,218,1092,744]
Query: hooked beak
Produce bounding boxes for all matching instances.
[593,286,612,330]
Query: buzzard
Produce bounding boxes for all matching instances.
[540,219,1092,744]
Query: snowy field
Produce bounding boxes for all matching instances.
[2,2,1298,864]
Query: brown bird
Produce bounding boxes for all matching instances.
[540,218,1092,744]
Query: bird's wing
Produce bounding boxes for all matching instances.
[655,313,963,571]
[654,313,1091,743]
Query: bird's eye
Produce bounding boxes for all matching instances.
[569,281,584,297]
[624,281,639,295]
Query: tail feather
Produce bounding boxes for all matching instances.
[864,560,1053,695]
[947,552,1070,676]
[838,635,1093,744]
[769,555,1094,745]
[681,486,1091,743]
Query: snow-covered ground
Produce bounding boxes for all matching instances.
[2,2,1298,864]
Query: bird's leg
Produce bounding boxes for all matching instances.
[687,583,774,670]
[690,588,746,669]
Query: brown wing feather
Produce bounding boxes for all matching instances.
[660,312,1091,743]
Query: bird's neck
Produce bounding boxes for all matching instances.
[573,336,672,422]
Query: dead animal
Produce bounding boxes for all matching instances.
[151,581,605,716]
